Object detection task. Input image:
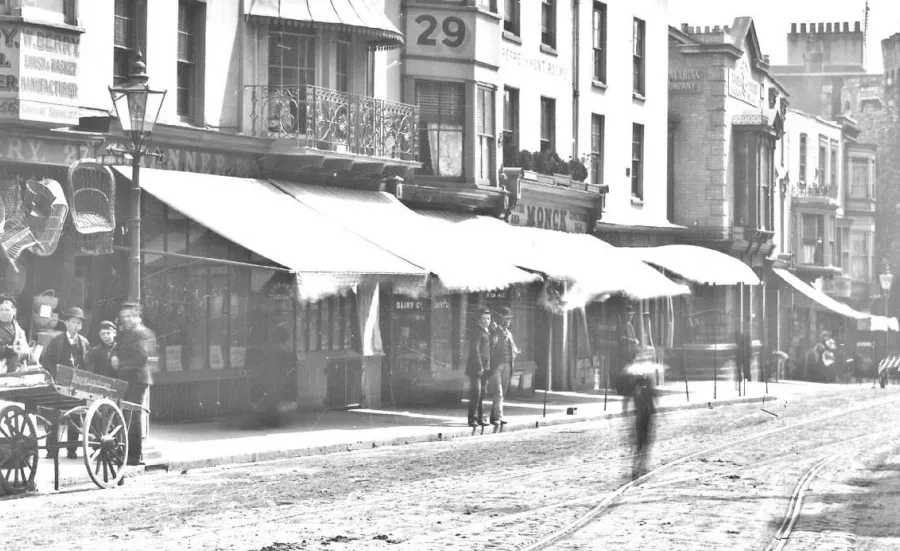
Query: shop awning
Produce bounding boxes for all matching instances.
[773,268,869,320]
[114,167,427,298]
[416,211,690,303]
[870,315,899,332]
[243,0,404,50]
[623,245,761,286]
[270,181,540,293]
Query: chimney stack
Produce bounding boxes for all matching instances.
[843,22,849,32]
[791,23,797,34]
[681,23,688,32]
[826,23,832,32]
[713,25,720,32]
[854,22,861,32]
[704,26,710,33]
[818,23,825,33]
[801,23,807,33]
[724,25,730,33]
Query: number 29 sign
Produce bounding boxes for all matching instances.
[406,10,474,57]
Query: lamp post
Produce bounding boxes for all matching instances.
[108,52,166,302]
[879,266,894,363]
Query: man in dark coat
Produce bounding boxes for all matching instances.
[91,320,117,379]
[0,295,28,374]
[615,304,640,407]
[465,307,492,428]
[111,302,156,465]
[41,307,94,459]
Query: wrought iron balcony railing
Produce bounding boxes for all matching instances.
[245,85,419,162]
[793,182,838,200]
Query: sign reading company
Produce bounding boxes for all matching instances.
[668,68,703,93]
[0,23,80,124]
[509,202,588,233]
[727,55,760,108]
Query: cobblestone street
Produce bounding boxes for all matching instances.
[3,385,900,551]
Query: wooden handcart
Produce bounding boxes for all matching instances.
[0,365,147,494]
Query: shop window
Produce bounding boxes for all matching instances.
[476,85,495,181]
[416,80,465,178]
[431,295,453,371]
[631,123,644,200]
[503,0,519,36]
[113,0,147,85]
[850,158,869,198]
[177,0,205,121]
[541,0,556,49]
[592,3,606,83]
[798,133,807,184]
[540,96,555,153]
[392,296,431,374]
[851,230,869,282]
[632,18,645,96]
[682,286,731,345]
[591,114,604,187]
[267,27,317,134]
[336,33,352,94]
[502,86,519,167]
[801,214,824,265]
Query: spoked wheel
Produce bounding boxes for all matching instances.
[82,399,128,489]
[0,405,39,495]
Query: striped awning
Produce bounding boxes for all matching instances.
[243,0,404,50]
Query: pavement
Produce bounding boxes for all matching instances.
[25,378,871,493]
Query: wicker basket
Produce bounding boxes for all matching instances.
[67,159,116,234]
[25,179,68,257]
[74,230,114,256]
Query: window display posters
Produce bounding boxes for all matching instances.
[164,345,183,372]
[392,297,429,372]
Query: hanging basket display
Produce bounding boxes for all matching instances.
[0,179,39,271]
[25,179,69,257]
[74,230,114,256]
[67,159,116,234]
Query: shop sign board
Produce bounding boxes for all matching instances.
[668,68,703,93]
[0,23,80,125]
[732,114,767,126]
[509,202,588,233]
[0,134,261,176]
[501,46,569,80]
[727,55,760,108]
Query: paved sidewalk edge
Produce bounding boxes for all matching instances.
[50,393,778,489]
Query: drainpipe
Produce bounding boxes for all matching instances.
[571,0,580,158]
[238,0,246,133]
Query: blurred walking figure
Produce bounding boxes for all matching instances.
[615,304,640,411]
[465,307,492,428]
[630,373,656,480]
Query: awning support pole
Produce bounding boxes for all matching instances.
[128,152,141,302]
[543,315,552,418]
[681,305,689,402]
[713,287,718,401]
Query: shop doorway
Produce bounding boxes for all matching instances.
[325,358,364,409]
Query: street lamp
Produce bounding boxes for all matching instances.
[108,51,166,302]
[879,266,894,364]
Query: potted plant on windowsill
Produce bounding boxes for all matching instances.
[505,150,588,188]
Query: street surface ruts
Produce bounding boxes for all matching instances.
[4,386,900,551]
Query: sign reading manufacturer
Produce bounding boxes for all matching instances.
[727,55,760,107]
[509,203,588,233]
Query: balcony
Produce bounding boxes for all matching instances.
[822,274,852,298]
[792,183,839,210]
[245,85,419,171]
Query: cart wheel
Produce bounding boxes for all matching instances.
[82,399,128,489]
[0,405,39,495]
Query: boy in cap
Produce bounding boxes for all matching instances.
[41,306,94,459]
[0,295,29,374]
[110,301,156,465]
[92,320,118,379]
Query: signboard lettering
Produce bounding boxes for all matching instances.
[732,114,766,126]
[509,203,588,233]
[501,47,569,80]
[727,55,761,107]
[405,9,474,58]
[668,69,703,93]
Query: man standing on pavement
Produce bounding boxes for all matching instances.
[92,321,117,379]
[41,307,94,459]
[631,374,656,479]
[616,304,640,410]
[110,302,156,465]
[489,306,518,426]
[0,295,28,374]
[466,307,492,428]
